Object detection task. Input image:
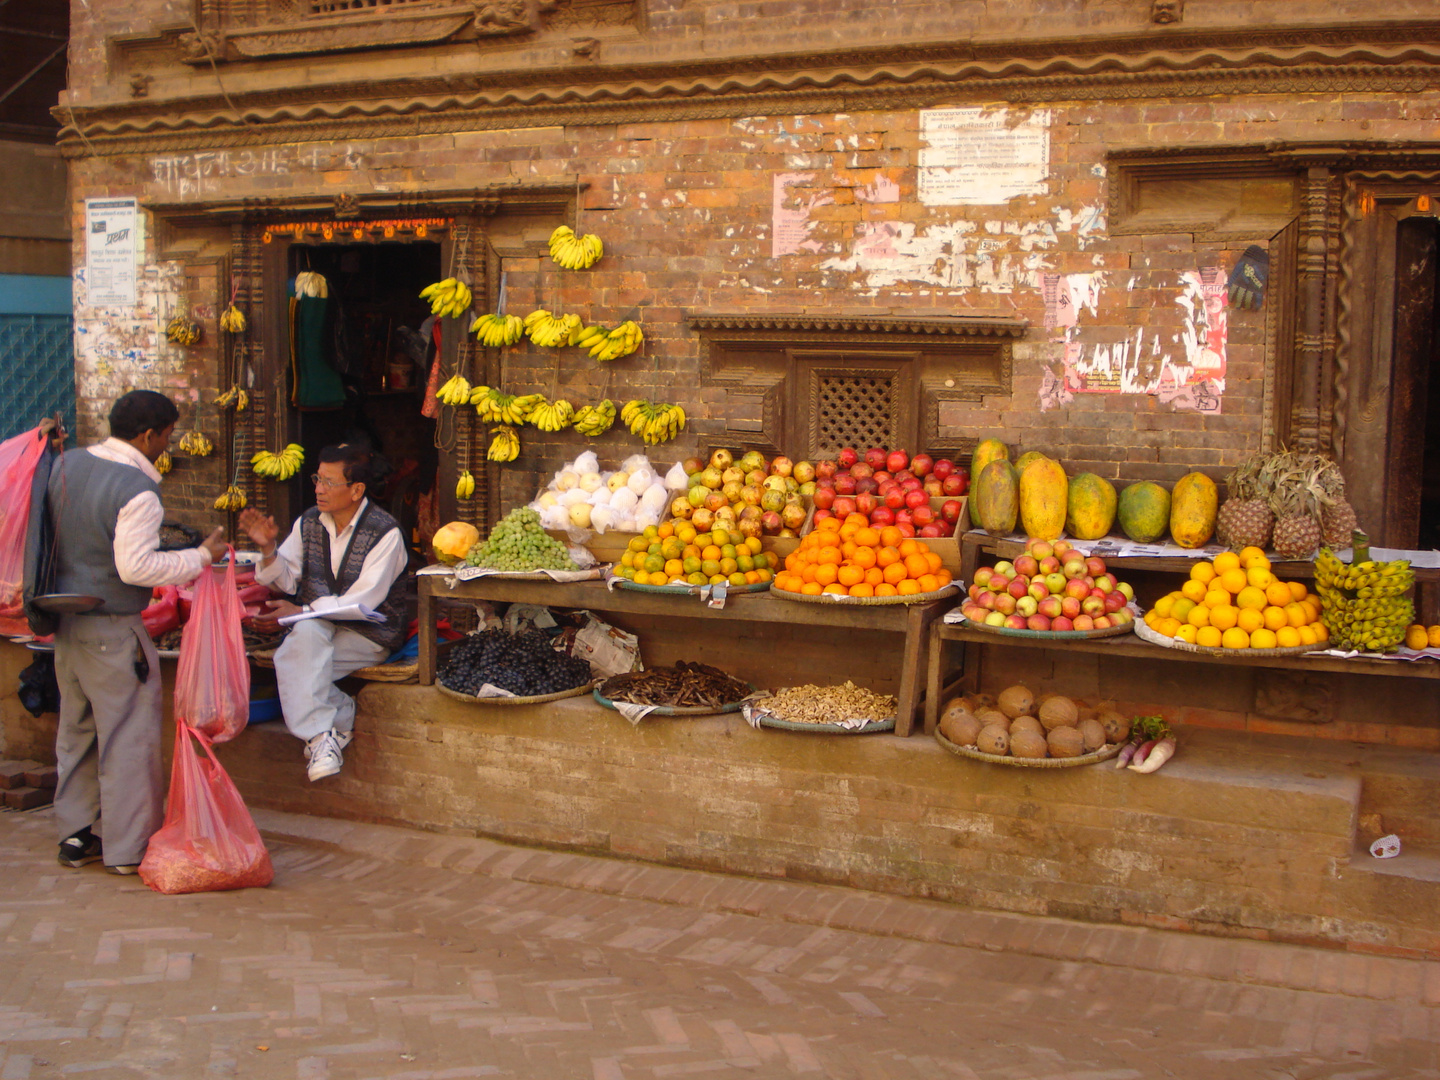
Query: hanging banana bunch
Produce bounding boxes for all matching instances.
[622,399,687,446]
[165,314,202,346]
[219,304,247,333]
[470,386,526,425]
[587,320,644,363]
[436,373,472,406]
[522,309,583,348]
[469,313,524,347]
[487,425,520,462]
[455,469,477,499]
[215,385,249,412]
[155,450,173,475]
[548,225,604,270]
[419,277,472,319]
[509,393,544,424]
[178,430,214,456]
[294,271,329,298]
[572,399,615,437]
[213,485,247,512]
[251,443,306,482]
[529,398,575,433]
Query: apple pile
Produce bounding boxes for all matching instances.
[671,448,812,539]
[959,538,1136,633]
[812,448,968,540]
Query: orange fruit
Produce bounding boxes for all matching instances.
[853,547,877,569]
[838,523,861,543]
[1203,588,1232,609]
[1238,547,1268,569]
[1221,627,1250,649]
[876,546,901,568]
[1246,566,1274,589]
[1287,580,1308,603]
[800,565,818,584]
[1262,605,1289,631]
[1284,602,1308,628]
[657,523,674,539]
[823,583,849,595]
[1175,624,1198,644]
[1196,626,1223,648]
[883,561,908,585]
[864,567,885,586]
[849,583,875,598]
[1236,607,1265,633]
[745,571,761,584]
[1301,599,1321,623]
[837,564,864,588]
[801,581,823,595]
[1312,622,1330,643]
[840,541,858,560]
[1208,605,1239,631]
[702,545,721,562]
[898,539,919,558]
[936,570,953,586]
[1212,551,1242,574]
[879,526,903,548]
[1186,604,1211,628]
[664,559,684,578]
[897,579,921,595]
[1170,598,1196,623]
[1189,562,1217,585]
[874,583,899,597]
[1157,616,1183,638]
[916,573,940,593]
[1236,585,1267,610]
[818,545,841,565]
[924,552,943,574]
[1181,579,1208,603]
[1218,568,1248,595]
[1297,624,1318,646]
[1152,594,1176,619]
[845,512,868,529]
[904,553,929,579]
[1250,627,1278,649]
[1265,581,1292,607]
[1275,626,1302,648]
[814,564,838,586]
[855,527,880,547]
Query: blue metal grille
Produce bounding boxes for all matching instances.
[0,315,75,441]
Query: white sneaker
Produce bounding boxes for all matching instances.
[305,729,353,781]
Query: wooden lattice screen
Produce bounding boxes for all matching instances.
[815,374,895,454]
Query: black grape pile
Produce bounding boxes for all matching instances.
[438,629,592,698]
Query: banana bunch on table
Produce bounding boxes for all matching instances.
[1314,544,1415,653]
[487,425,520,462]
[213,485,247,512]
[523,309,583,348]
[165,315,202,346]
[215,385,249,412]
[420,277,471,319]
[295,271,329,298]
[549,225,603,270]
[251,443,305,482]
[469,313,524,347]
[178,430,213,457]
[572,399,615,437]
[219,304,247,333]
[578,320,644,362]
[622,399,686,445]
[455,469,477,499]
[436,374,472,406]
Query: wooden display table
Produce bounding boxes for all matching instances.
[417,574,948,736]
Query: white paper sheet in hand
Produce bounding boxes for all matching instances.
[278,602,385,625]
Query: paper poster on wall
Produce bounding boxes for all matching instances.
[918,108,1050,206]
[84,198,139,307]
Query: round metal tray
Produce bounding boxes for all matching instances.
[435,680,594,706]
[935,727,1124,767]
[949,610,1136,640]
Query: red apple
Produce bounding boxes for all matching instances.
[1051,616,1075,632]
[941,499,963,524]
[855,492,878,516]
[1053,540,1073,558]
[1103,590,1128,613]
[1111,608,1133,625]
[1044,572,1068,595]
[1030,541,1054,560]
[1008,577,1030,600]
[932,458,955,481]
[1072,614,1095,631]
[911,506,935,527]
[870,506,895,527]
[919,524,942,538]
[1094,573,1116,592]
[838,448,858,468]
[1028,580,1049,602]
[993,560,1015,576]
[1060,595,1082,619]
[1063,556,1087,579]
[1013,554,1039,579]
[1117,582,1135,602]
[896,523,916,538]
[1038,596,1063,619]
[815,460,838,481]
[975,591,997,611]
[905,489,928,510]
[850,462,874,481]
[1081,594,1106,617]
[974,566,994,588]
[1015,595,1039,618]
[1039,555,1061,575]
[833,496,856,518]
[834,474,857,496]
[1065,578,1090,601]
[812,487,836,510]
[1092,615,1112,630]
[1026,614,1052,632]
[911,453,934,477]
[1086,556,1108,577]
[886,449,909,473]
[994,593,1017,615]
[1006,614,1030,630]
[941,473,967,497]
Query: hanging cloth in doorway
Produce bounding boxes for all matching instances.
[289,274,345,410]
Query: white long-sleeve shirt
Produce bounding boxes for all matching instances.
[254,498,408,619]
[87,438,210,588]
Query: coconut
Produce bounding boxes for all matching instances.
[939,697,977,727]
[997,684,1034,720]
[976,724,1010,756]
[1009,715,1044,738]
[1010,729,1049,759]
[939,711,984,748]
[1038,695,1079,731]
[1098,709,1132,744]
[1047,726,1085,758]
[976,708,1010,730]
[1078,718,1107,753]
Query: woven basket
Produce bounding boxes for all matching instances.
[935,727,1124,767]
[435,680,594,706]
[249,648,276,669]
[755,714,895,735]
[950,612,1136,640]
[350,661,418,683]
[592,686,751,717]
[770,583,959,607]
[1133,616,1318,658]
[612,578,772,596]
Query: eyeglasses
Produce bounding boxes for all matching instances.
[310,473,352,489]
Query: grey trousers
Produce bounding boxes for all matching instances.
[53,613,164,867]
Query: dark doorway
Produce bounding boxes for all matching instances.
[284,240,442,557]
[1387,217,1440,550]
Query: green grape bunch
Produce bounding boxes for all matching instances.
[464,507,579,572]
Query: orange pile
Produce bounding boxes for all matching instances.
[775,513,953,598]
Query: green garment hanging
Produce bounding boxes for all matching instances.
[290,288,345,410]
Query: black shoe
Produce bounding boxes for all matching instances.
[105,864,140,876]
[58,828,103,868]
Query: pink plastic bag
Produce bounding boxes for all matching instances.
[139,722,274,895]
[174,549,250,743]
[0,428,50,636]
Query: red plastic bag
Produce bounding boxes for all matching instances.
[0,428,50,636]
[139,722,273,895]
[142,585,180,639]
[174,550,249,743]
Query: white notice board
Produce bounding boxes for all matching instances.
[84,197,139,306]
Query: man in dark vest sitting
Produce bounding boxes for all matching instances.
[240,444,409,781]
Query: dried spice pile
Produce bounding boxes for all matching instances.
[599,662,750,709]
[759,681,896,725]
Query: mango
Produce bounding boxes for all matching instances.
[1018,457,1068,542]
[1170,472,1219,548]
[972,459,1019,535]
[1117,482,1171,543]
[1065,473,1117,540]
[970,438,1009,487]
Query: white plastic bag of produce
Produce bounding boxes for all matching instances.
[573,450,600,476]
[621,453,651,474]
[664,461,689,491]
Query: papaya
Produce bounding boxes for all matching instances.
[1170,472,1219,548]
[970,438,1009,487]
[1014,450,1049,473]
[1117,482,1171,543]
[1018,457,1068,541]
[1065,473,1117,540]
[973,459,1019,535]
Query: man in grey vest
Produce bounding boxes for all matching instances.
[47,391,226,873]
[240,444,409,781]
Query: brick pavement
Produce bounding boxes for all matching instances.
[0,806,1435,1079]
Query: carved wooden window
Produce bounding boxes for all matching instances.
[817,373,896,451]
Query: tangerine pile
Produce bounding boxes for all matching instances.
[1144,546,1328,650]
[617,522,778,587]
[775,514,953,598]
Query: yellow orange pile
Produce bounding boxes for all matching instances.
[776,513,953,598]
[1144,546,1328,650]
[618,522,778,587]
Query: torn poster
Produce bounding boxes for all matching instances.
[771,173,833,258]
[918,108,1051,206]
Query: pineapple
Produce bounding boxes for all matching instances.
[1215,452,1274,551]
[1269,460,1324,560]
[1314,456,1361,547]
